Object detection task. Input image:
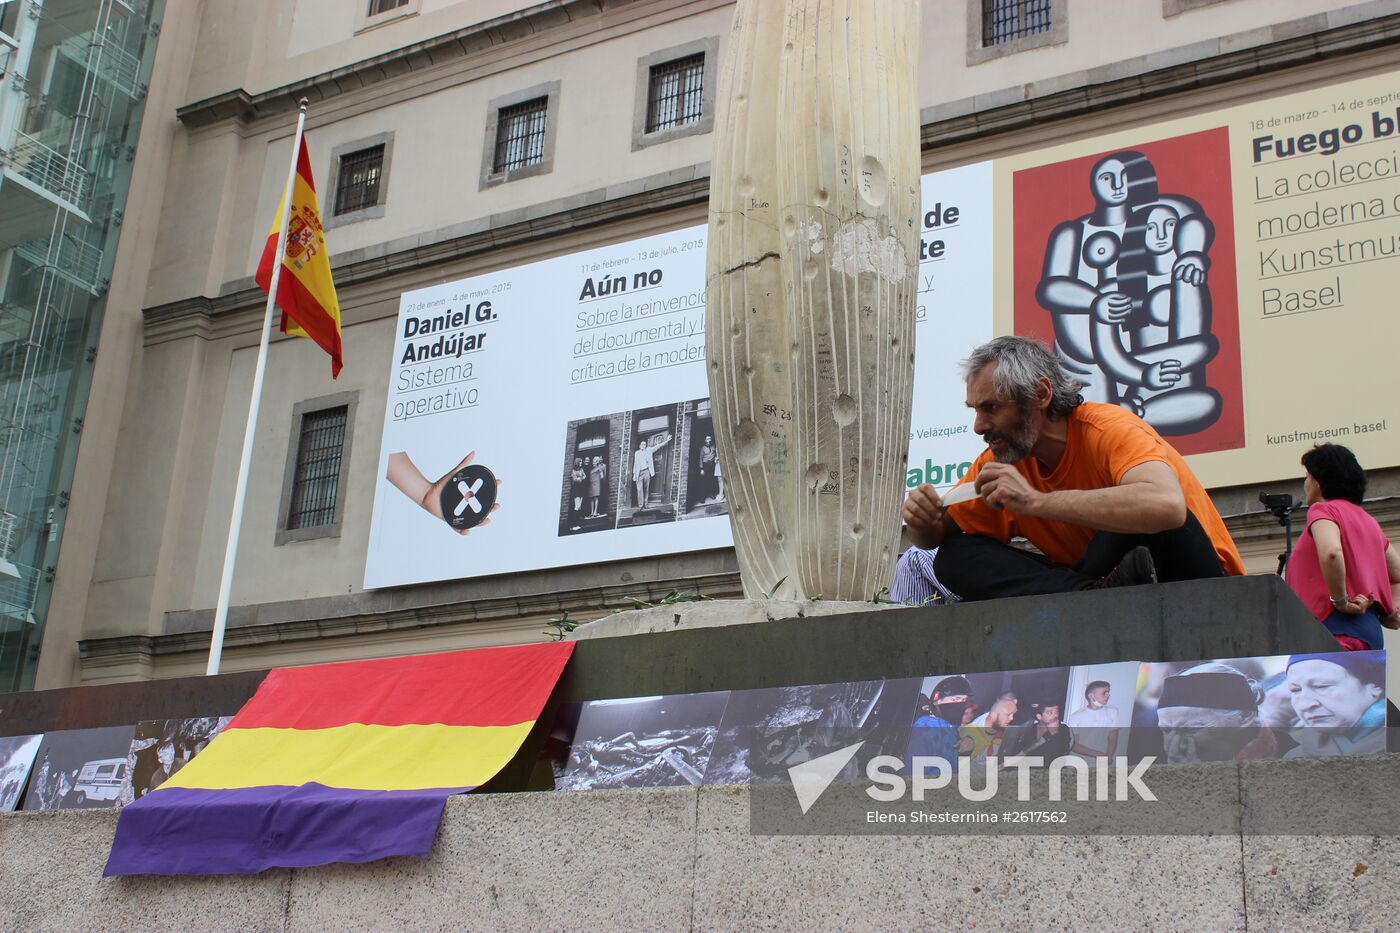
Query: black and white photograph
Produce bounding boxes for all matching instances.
[558,691,730,790]
[616,404,681,529]
[119,716,232,805]
[681,398,727,520]
[558,414,622,536]
[707,679,921,785]
[21,725,136,811]
[0,734,43,812]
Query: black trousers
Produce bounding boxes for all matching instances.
[932,510,1227,601]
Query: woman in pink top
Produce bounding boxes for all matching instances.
[1286,444,1400,651]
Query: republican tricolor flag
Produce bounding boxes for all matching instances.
[255,138,344,378]
[105,642,573,875]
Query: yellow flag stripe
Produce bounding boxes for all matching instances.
[282,173,340,324]
[161,722,534,791]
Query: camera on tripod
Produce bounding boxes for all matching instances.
[1258,491,1297,518]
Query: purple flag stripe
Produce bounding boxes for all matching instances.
[103,783,472,876]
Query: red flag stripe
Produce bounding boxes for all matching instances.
[269,247,344,376]
[226,642,575,730]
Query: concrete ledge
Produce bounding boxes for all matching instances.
[5,756,1400,930]
[0,808,290,931]
[557,575,1337,705]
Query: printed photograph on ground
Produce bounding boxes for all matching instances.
[1128,651,1386,763]
[120,716,233,804]
[21,726,137,811]
[0,734,43,812]
[558,691,730,790]
[706,678,921,785]
[1061,662,1140,765]
[905,667,1077,773]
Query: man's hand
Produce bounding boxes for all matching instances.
[1091,291,1133,324]
[902,484,948,549]
[975,463,1041,515]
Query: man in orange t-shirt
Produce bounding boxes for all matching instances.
[901,336,1243,601]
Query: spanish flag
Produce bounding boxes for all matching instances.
[104,642,573,875]
[255,138,344,378]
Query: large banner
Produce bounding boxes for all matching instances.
[366,226,727,587]
[368,68,1400,588]
[994,69,1400,486]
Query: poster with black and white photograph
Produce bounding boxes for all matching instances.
[21,725,136,811]
[365,170,992,588]
[366,225,728,588]
[706,678,921,786]
[558,691,730,790]
[0,733,42,812]
[556,399,720,536]
[119,716,232,805]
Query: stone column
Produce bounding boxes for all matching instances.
[707,0,921,600]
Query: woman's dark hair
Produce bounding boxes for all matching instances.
[1301,443,1366,504]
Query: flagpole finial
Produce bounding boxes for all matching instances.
[298,97,309,112]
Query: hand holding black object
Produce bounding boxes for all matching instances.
[386,450,502,536]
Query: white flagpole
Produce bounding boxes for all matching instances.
[206,99,310,675]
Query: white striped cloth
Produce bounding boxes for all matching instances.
[890,546,956,606]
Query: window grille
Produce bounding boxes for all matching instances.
[492,97,548,173]
[287,406,347,530]
[646,53,705,133]
[334,144,384,216]
[368,0,408,16]
[982,0,1053,46]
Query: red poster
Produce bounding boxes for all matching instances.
[1012,127,1244,456]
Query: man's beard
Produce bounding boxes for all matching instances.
[984,404,1038,464]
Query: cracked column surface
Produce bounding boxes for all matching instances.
[706,0,921,601]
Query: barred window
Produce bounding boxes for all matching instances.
[492,97,548,174]
[646,53,705,133]
[334,144,384,216]
[982,0,1053,45]
[287,406,347,530]
[368,0,408,15]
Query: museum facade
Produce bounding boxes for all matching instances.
[7,0,1398,689]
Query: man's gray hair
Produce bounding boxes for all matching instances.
[960,336,1085,417]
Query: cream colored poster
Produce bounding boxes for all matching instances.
[994,70,1400,487]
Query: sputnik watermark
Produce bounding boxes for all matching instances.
[788,742,1157,814]
[867,754,1157,802]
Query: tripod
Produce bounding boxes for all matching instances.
[1260,492,1307,577]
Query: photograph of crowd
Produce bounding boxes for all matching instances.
[120,716,232,804]
[558,691,730,790]
[0,733,42,812]
[1128,651,1387,763]
[907,667,1067,773]
[705,679,921,785]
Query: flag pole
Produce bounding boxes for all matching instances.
[206,99,310,675]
